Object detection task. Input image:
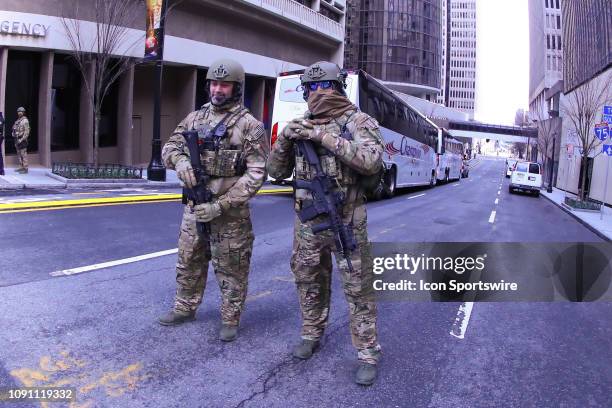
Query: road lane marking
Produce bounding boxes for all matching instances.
[497,191,500,195]
[495,198,499,205]
[0,194,181,210]
[50,248,178,276]
[450,302,474,339]
[0,188,293,212]
[488,210,496,223]
[0,199,179,214]
[452,183,459,187]
[406,193,426,200]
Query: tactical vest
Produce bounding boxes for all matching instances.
[294,111,360,187]
[191,106,249,177]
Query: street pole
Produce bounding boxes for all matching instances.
[601,156,610,220]
[147,1,168,182]
[547,136,555,193]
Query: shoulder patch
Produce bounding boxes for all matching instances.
[246,122,266,142]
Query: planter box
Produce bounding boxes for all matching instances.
[51,162,143,180]
[563,196,602,212]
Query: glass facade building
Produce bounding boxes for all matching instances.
[344,0,442,97]
[561,0,611,92]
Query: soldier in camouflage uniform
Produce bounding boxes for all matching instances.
[158,59,269,342]
[12,107,29,174]
[267,61,384,385]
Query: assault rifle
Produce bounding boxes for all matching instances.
[294,140,357,273]
[181,130,214,240]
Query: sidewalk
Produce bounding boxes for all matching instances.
[0,166,181,190]
[542,187,612,241]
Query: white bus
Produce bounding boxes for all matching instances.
[270,70,439,198]
[436,128,464,183]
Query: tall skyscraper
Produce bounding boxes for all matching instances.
[528,0,563,115]
[436,0,448,105]
[561,0,610,92]
[444,0,477,118]
[344,0,442,100]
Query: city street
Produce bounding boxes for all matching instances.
[1,156,611,407]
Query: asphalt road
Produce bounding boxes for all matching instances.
[1,156,610,408]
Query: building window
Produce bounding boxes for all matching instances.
[557,35,561,50]
[552,35,556,49]
[555,0,559,8]
[51,55,81,151]
[545,0,548,8]
[547,55,551,70]
[557,15,561,29]
[547,35,550,49]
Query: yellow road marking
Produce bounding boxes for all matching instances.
[0,194,180,210]
[10,350,149,408]
[0,199,178,214]
[0,188,294,213]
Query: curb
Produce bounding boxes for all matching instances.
[0,172,182,190]
[542,193,611,242]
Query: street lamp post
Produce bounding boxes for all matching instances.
[547,135,556,193]
[147,1,169,182]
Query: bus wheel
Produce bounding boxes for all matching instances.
[429,171,436,187]
[445,169,450,183]
[383,167,397,199]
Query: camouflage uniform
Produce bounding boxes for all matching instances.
[162,101,268,326]
[267,109,384,364]
[12,115,29,171]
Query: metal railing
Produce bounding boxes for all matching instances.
[52,163,143,179]
[242,0,344,41]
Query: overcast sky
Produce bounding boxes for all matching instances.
[474,0,529,125]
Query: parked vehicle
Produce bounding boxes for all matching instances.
[509,161,542,196]
[506,159,518,178]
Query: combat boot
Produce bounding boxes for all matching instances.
[158,310,195,326]
[15,167,25,173]
[355,363,377,386]
[219,324,238,342]
[292,339,320,359]
[21,168,28,174]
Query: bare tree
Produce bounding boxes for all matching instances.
[531,102,556,185]
[511,142,526,159]
[61,0,145,165]
[561,72,612,201]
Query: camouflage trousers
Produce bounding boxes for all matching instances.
[290,203,381,364]
[173,205,254,326]
[15,146,27,170]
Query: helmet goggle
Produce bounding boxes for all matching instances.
[306,81,333,91]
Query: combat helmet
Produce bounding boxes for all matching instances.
[17,107,26,113]
[300,61,348,100]
[206,58,245,103]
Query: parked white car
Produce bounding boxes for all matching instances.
[509,161,542,196]
[506,159,518,178]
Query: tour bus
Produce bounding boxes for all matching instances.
[270,69,439,198]
[436,128,464,183]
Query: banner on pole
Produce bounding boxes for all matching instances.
[144,0,167,61]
